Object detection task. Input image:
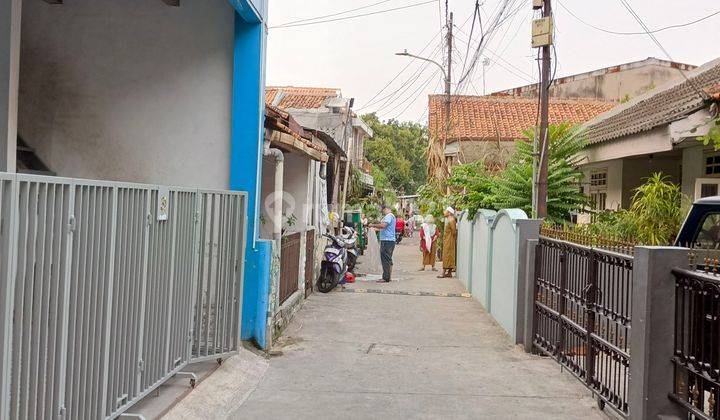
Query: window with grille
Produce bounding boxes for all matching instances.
[706,154,720,176]
[589,169,608,212]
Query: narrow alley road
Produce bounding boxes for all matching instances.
[229,236,607,419]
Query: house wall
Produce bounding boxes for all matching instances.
[259,157,275,240]
[453,140,516,167]
[682,145,706,199]
[498,61,693,102]
[0,0,20,172]
[549,64,682,102]
[17,0,235,189]
[621,155,681,207]
[283,152,311,233]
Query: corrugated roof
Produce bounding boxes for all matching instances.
[428,95,614,141]
[585,57,720,144]
[266,86,341,109]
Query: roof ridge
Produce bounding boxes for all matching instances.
[428,94,614,104]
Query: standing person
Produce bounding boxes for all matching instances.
[438,207,457,278]
[419,215,439,271]
[369,205,396,283]
[405,212,415,238]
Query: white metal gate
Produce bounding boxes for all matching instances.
[0,173,247,420]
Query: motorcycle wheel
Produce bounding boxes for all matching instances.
[347,256,357,273]
[317,265,338,293]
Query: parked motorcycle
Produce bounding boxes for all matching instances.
[317,227,358,293]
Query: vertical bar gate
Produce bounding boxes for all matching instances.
[0,173,247,420]
[533,236,633,417]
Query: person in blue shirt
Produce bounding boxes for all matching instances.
[369,204,396,282]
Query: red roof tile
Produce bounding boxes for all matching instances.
[428,95,615,141]
[266,86,341,109]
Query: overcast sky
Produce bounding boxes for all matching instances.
[266,0,720,124]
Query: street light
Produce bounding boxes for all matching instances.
[395,50,449,93]
[395,49,452,186]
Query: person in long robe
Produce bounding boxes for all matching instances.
[438,207,457,278]
[419,215,439,271]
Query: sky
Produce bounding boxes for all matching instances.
[266,0,720,124]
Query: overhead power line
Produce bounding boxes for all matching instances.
[558,0,720,36]
[270,0,437,29]
[271,0,396,27]
[358,29,443,110]
[616,0,709,100]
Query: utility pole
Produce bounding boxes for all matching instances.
[442,12,453,182]
[532,0,553,218]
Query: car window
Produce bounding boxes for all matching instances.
[695,213,720,249]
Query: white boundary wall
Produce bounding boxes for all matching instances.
[455,208,541,342]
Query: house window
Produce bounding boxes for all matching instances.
[589,169,608,212]
[705,154,720,176]
[696,178,720,200]
[590,171,607,188]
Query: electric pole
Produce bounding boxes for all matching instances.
[443,12,453,182]
[532,0,553,218]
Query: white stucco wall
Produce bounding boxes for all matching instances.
[283,152,311,233]
[17,0,235,189]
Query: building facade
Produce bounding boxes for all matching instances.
[496,57,696,102]
[578,58,720,216]
[428,94,614,169]
[0,0,272,348]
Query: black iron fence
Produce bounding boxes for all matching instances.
[670,267,720,419]
[540,226,636,256]
[533,236,633,417]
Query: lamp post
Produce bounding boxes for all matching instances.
[395,45,452,185]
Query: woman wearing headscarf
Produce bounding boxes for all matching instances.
[438,207,457,278]
[419,215,439,271]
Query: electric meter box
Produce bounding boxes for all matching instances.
[532,33,553,48]
[531,16,554,47]
[532,17,553,36]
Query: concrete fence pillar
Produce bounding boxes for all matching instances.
[514,220,542,344]
[522,238,539,353]
[629,246,688,420]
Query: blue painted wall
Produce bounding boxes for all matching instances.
[229,0,270,349]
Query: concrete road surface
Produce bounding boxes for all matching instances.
[166,235,609,420]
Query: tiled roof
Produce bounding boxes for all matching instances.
[265,104,328,162]
[706,83,720,100]
[428,95,614,141]
[266,86,341,109]
[585,58,720,144]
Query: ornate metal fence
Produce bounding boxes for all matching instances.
[533,236,633,417]
[0,173,247,420]
[670,267,720,419]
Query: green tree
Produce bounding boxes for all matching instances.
[362,113,428,194]
[700,117,720,149]
[493,124,588,223]
[446,161,497,215]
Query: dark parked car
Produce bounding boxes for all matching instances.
[675,196,720,248]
